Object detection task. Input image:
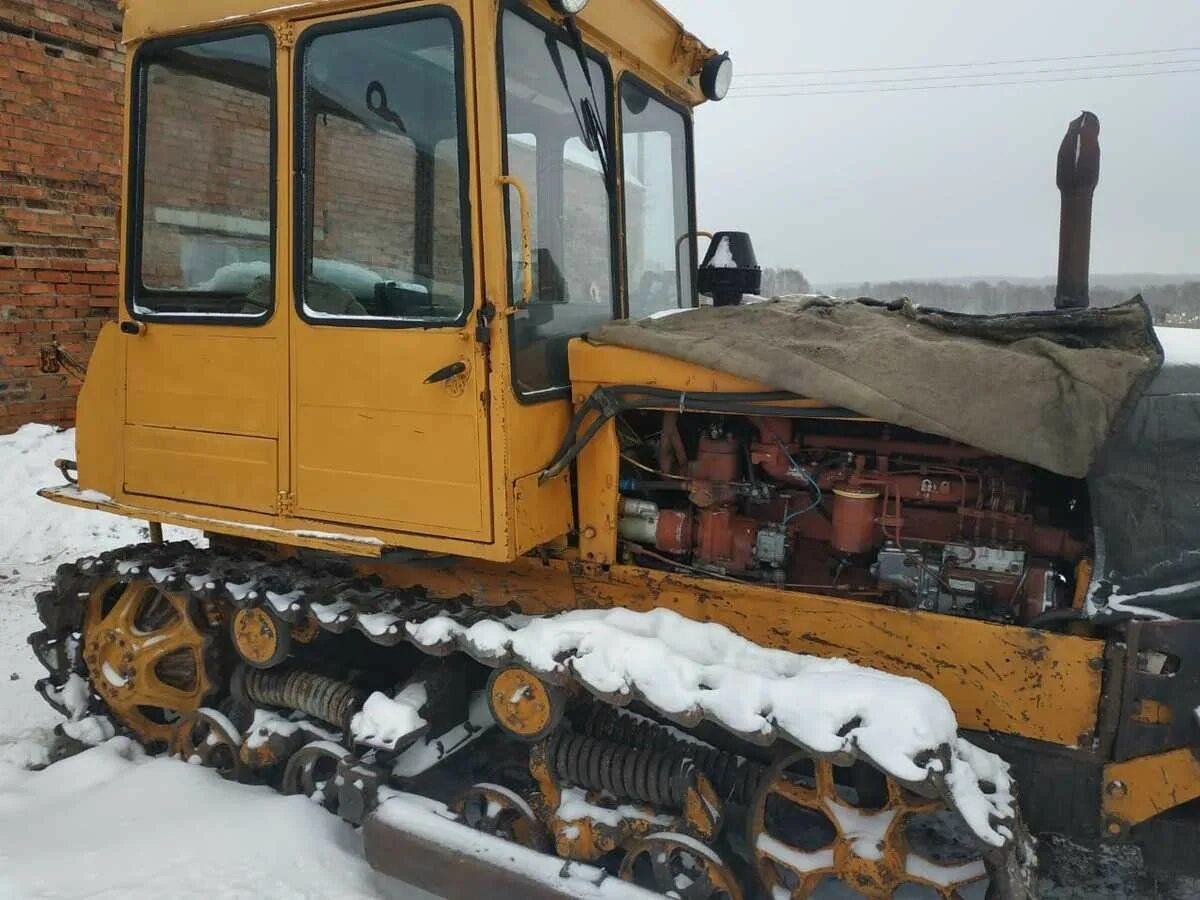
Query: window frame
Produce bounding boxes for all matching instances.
[496,0,621,404]
[292,6,475,331]
[616,71,700,318]
[125,25,278,327]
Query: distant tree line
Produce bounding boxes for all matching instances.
[759,268,811,297]
[798,280,1200,327]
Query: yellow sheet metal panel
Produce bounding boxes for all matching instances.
[123,425,279,513]
[40,485,387,558]
[569,341,854,407]
[586,566,1107,746]
[125,329,280,438]
[574,411,620,565]
[292,326,490,540]
[75,323,124,499]
[1103,747,1200,831]
[513,470,573,554]
[295,406,486,535]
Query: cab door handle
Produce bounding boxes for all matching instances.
[424,361,467,385]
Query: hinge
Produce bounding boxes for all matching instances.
[275,491,296,516]
[274,22,296,50]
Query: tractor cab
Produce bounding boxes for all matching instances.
[62,0,726,562]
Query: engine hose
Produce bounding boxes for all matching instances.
[578,705,764,805]
[232,664,362,732]
[544,729,695,811]
[540,384,859,482]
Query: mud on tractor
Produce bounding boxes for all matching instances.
[28,0,1200,897]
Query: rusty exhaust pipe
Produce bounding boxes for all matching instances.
[1054,111,1101,310]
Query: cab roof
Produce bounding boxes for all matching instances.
[120,0,715,105]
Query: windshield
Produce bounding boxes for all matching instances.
[621,80,695,319]
[500,7,615,398]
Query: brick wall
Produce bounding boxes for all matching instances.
[0,1,123,432]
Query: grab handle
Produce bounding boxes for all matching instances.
[498,175,533,308]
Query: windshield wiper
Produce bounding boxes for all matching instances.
[544,24,610,186]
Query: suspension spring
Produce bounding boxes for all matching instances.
[233,664,362,731]
[544,729,694,811]
[578,705,764,805]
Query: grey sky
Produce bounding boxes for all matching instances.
[658,0,1200,284]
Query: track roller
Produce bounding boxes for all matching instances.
[452,783,552,853]
[619,832,742,900]
[487,666,565,742]
[170,708,245,782]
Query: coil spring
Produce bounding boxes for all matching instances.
[237,665,361,730]
[544,729,694,811]
[578,705,764,805]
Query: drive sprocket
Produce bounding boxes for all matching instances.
[80,575,220,746]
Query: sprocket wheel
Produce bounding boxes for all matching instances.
[619,833,742,900]
[81,576,218,746]
[452,782,552,853]
[749,751,989,898]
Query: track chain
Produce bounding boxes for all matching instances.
[28,540,1035,898]
[28,540,492,713]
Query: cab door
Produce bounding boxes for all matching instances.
[288,2,492,542]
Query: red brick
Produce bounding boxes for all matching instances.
[0,0,125,434]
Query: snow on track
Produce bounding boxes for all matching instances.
[407,607,1016,846]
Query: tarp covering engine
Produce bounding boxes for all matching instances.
[588,295,1200,617]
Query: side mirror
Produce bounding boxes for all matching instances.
[697,231,762,307]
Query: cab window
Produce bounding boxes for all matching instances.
[620,79,696,319]
[500,7,616,398]
[297,13,470,324]
[131,31,274,319]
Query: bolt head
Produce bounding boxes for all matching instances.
[1106,780,1128,798]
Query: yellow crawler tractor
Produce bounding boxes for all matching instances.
[29,0,1200,897]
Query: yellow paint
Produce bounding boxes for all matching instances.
[1103,747,1200,827]
[232,607,283,665]
[74,322,123,500]
[488,667,557,738]
[513,470,574,553]
[123,425,278,513]
[82,577,214,745]
[125,328,281,437]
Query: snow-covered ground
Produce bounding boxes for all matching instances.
[0,424,1194,899]
[0,425,390,899]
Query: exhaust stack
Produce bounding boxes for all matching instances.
[1054,111,1101,310]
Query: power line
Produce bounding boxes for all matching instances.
[730,57,1200,92]
[737,45,1200,78]
[729,66,1200,99]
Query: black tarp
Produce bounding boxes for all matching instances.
[1088,327,1200,617]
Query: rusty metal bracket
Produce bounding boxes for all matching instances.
[39,339,87,381]
[1102,746,1200,835]
[1113,619,1200,761]
[54,458,79,485]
